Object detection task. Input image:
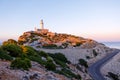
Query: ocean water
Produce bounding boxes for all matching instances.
[103,42,120,49]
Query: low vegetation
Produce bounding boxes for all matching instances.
[38,51,48,58]
[47,53,82,79]
[0,39,82,79]
[48,53,69,63]
[79,59,88,68]
[3,39,17,45]
[108,72,119,80]
[48,53,69,67]
[93,49,98,57]
[10,57,31,70]
[28,55,46,65]
[86,55,91,59]
[2,44,22,57]
[42,44,58,49]
[56,68,81,80]
[21,46,37,56]
[0,47,13,60]
[45,60,56,71]
[74,42,82,47]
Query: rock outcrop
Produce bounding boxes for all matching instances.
[18,30,101,49]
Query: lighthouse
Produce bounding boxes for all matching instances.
[34,20,49,34]
[40,19,44,29]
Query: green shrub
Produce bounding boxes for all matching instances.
[38,51,48,58]
[48,53,69,63]
[46,56,53,62]
[2,39,17,45]
[28,56,46,65]
[93,49,98,57]
[42,44,58,49]
[45,61,56,71]
[20,53,28,59]
[47,53,54,58]
[86,56,90,59]
[10,58,31,70]
[74,42,82,47]
[75,74,82,80]
[54,59,67,68]
[108,72,119,80]
[56,70,70,78]
[2,44,22,57]
[76,64,82,72]
[21,46,37,56]
[0,47,13,60]
[56,68,81,79]
[42,44,57,49]
[48,53,69,68]
[79,59,88,68]
[62,68,75,78]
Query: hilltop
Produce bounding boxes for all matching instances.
[18,20,101,49]
[18,29,100,49]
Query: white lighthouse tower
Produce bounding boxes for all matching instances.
[40,19,44,29]
[34,19,49,33]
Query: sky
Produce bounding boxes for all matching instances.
[0,0,120,43]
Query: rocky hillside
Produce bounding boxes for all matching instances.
[0,60,69,80]
[18,30,99,49]
[0,30,116,80]
[0,39,83,80]
[17,30,116,80]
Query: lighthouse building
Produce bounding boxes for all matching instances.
[35,20,49,34]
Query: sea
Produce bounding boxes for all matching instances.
[102,42,120,49]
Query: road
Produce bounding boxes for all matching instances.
[88,49,120,80]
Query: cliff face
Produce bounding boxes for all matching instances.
[18,30,99,49]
